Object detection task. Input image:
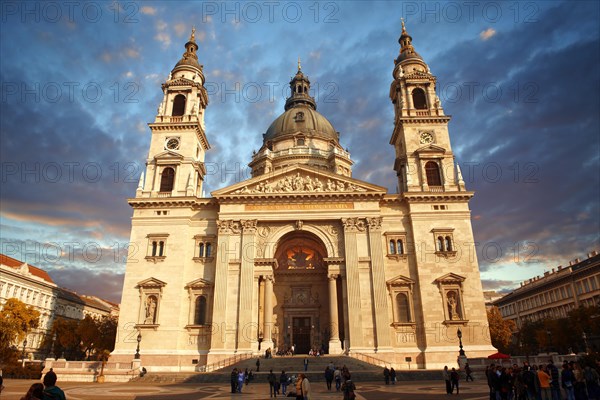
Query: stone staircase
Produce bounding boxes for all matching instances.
[134,355,442,384]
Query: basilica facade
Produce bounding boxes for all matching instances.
[111,23,495,371]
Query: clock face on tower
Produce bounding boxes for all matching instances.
[419,132,434,144]
[165,137,180,150]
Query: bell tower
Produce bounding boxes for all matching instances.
[137,28,210,198]
[389,20,465,193]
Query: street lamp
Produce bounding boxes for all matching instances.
[22,339,28,367]
[134,332,142,359]
[457,328,465,357]
[582,332,589,354]
[49,332,57,359]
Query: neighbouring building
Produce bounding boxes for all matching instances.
[111,23,496,371]
[493,251,600,328]
[0,253,119,359]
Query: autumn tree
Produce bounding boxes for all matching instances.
[487,306,516,353]
[0,298,40,366]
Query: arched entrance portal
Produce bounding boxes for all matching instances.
[271,231,332,354]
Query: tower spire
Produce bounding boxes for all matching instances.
[395,19,423,64]
[284,62,316,111]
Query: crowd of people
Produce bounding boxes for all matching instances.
[229,367,255,393]
[484,360,600,400]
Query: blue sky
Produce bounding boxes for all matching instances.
[1,1,599,303]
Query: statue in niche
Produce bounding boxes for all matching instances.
[145,295,157,324]
[447,291,460,321]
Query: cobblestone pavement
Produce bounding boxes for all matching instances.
[0,379,490,400]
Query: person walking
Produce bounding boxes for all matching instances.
[237,369,245,393]
[384,366,390,385]
[465,363,474,382]
[303,357,309,371]
[342,375,356,400]
[443,366,452,394]
[268,369,277,398]
[279,370,289,396]
[450,367,460,395]
[334,367,342,391]
[325,366,334,390]
[230,368,238,393]
[390,367,397,384]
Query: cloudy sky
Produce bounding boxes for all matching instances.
[1,1,598,303]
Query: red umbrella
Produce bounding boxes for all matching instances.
[487,352,511,359]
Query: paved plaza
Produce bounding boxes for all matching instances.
[0,379,490,399]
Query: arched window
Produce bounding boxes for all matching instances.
[445,236,453,252]
[151,241,157,256]
[160,167,175,192]
[194,295,207,325]
[198,243,205,257]
[205,243,212,257]
[396,240,404,255]
[389,240,396,254]
[412,88,427,109]
[396,293,411,323]
[158,241,165,257]
[437,236,445,252]
[172,94,186,116]
[425,161,442,186]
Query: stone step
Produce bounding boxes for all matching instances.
[134,355,443,384]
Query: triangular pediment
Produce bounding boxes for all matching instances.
[415,144,446,154]
[185,278,213,289]
[434,273,466,284]
[211,165,387,198]
[162,77,202,89]
[136,277,167,288]
[154,150,184,161]
[386,274,415,287]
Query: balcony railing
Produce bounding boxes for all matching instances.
[429,186,444,192]
[256,147,351,160]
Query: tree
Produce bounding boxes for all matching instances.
[77,315,99,359]
[0,298,40,366]
[487,306,516,353]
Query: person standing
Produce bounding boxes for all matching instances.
[279,370,289,396]
[562,363,575,400]
[301,374,311,400]
[256,357,261,372]
[268,369,277,398]
[295,374,304,400]
[303,357,309,371]
[537,365,552,400]
[450,367,460,395]
[548,361,562,400]
[390,367,397,384]
[384,366,390,385]
[443,366,452,394]
[42,370,66,400]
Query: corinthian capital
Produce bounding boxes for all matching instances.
[342,217,366,232]
[366,217,383,231]
[241,219,258,233]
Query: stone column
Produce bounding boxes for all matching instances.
[262,275,274,351]
[328,274,342,354]
[342,217,364,349]
[208,220,238,359]
[237,220,257,352]
[366,217,392,351]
